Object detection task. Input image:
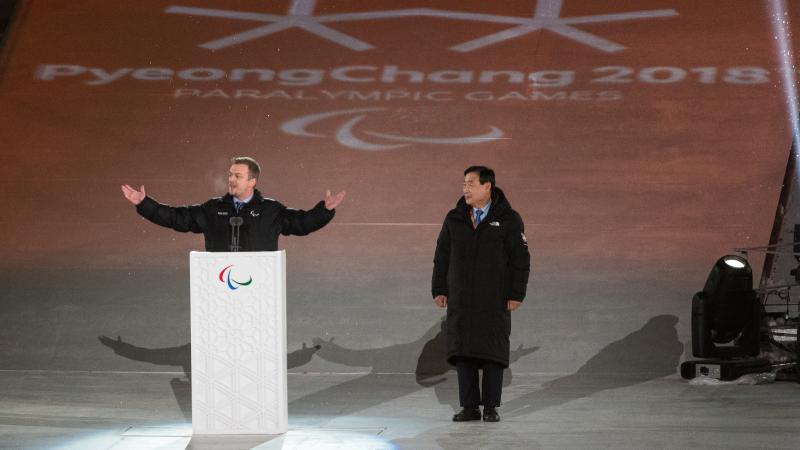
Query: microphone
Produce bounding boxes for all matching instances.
[229,217,243,252]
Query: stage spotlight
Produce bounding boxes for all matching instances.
[681,255,770,380]
[693,255,760,358]
[723,257,746,269]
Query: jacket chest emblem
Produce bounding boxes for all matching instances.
[218,211,229,216]
[489,221,500,227]
[250,210,260,217]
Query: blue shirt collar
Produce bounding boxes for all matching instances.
[473,200,491,217]
[234,194,253,206]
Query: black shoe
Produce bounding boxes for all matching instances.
[483,407,500,422]
[452,407,481,422]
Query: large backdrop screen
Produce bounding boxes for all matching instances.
[0,0,793,374]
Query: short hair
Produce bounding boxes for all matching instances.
[231,156,261,180]
[464,166,495,188]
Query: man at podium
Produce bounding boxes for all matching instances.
[121,156,345,251]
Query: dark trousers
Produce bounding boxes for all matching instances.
[455,357,504,408]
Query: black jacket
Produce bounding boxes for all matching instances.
[432,187,530,367]
[136,189,335,251]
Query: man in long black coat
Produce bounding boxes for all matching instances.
[432,166,530,423]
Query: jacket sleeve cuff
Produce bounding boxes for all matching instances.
[135,196,157,217]
[508,292,526,302]
[314,200,336,219]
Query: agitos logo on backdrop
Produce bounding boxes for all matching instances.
[29,1,775,148]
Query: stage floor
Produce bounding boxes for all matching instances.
[2,371,799,449]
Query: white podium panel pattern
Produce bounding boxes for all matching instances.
[190,251,287,435]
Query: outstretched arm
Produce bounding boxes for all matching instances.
[123,183,205,233]
[279,190,343,236]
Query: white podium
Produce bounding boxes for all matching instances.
[189,251,288,435]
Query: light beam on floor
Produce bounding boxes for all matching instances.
[769,0,800,150]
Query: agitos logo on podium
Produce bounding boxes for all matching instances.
[218,265,253,291]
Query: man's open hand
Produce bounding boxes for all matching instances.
[325,190,346,210]
[121,184,146,205]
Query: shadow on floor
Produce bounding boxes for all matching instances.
[98,317,539,421]
[97,336,320,419]
[392,314,683,448]
[503,314,683,417]
[291,318,537,416]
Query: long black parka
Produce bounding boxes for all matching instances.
[432,187,530,367]
[136,189,334,251]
